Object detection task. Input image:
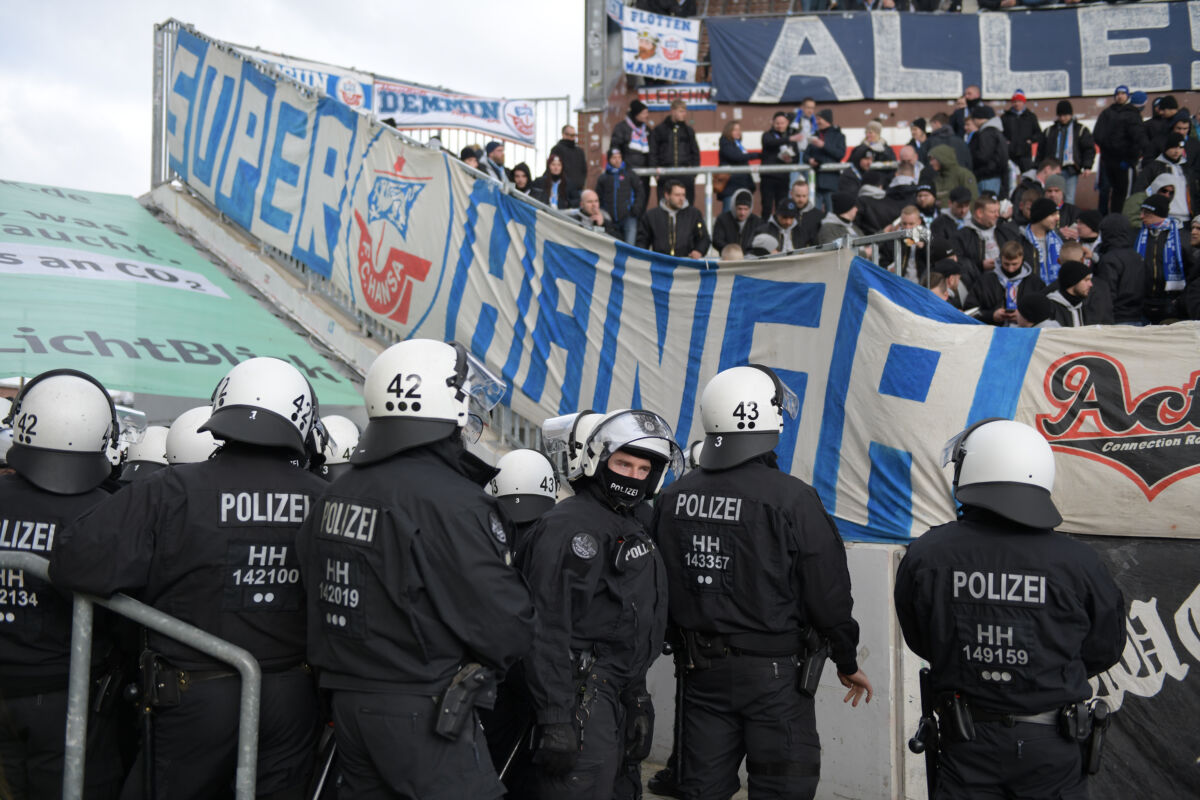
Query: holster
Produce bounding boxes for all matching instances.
[1057,701,1092,743]
[682,630,720,669]
[434,663,495,741]
[138,650,181,710]
[937,692,976,743]
[1084,699,1111,775]
[795,627,828,698]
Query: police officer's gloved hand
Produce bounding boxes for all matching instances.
[533,722,579,776]
[623,691,654,762]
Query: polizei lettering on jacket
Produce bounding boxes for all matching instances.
[319,500,379,544]
[952,570,1046,605]
[0,519,56,552]
[219,492,311,525]
[673,493,743,523]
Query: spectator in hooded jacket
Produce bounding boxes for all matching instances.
[928,144,978,209]
[651,100,701,205]
[611,99,653,199]
[1044,260,1099,327]
[595,148,645,245]
[1044,101,1096,206]
[966,106,1008,196]
[1145,95,1180,159]
[550,125,588,193]
[1096,213,1144,325]
[1002,90,1044,174]
[717,120,760,214]
[806,109,847,213]
[1094,85,1149,214]
[512,163,533,195]
[637,179,710,258]
[567,189,617,238]
[713,189,762,255]
[955,195,1032,298]
[749,199,803,256]
[928,113,972,173]
[1132,133,1196,225]
[791,179,824,248]
[530,154,580,210]
[460,146,482,170]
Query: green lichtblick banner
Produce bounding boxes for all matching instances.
[0,179,361,404]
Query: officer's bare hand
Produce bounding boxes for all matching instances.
[838,670,873,707]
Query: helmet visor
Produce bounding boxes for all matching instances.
[463,351,505,413]
[589,410,683,478]
[941,417,1007,468]
[116,405,147,446]
[541,413,577,456]
[779,382,800,420]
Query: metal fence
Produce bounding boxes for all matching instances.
[0,551,263,800]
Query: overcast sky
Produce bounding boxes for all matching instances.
[1,1,584,198]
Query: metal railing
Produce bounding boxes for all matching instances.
[0,551,262,800]
[631,161,897,237]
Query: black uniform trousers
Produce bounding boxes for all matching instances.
[331,690,504,800]
[0,688,123,800]
[759,175,790,222]
[679,654,820,800]
[119,668,318,800]
[531,670,630,800]
[936,720,1086,800]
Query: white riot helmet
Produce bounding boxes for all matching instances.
[353,340,503,465]
[0,398,11,467]
[201,357,317,455]
[686,440,704,472]
[580,409,683,508]
[942,418,1060,528]
[699,364,799,470]
[3,369,119,494]
[166,406,223,464]
[542,410,604,486]
[120,425,169,482]
[486,449,558,523]
[319,414,360,482]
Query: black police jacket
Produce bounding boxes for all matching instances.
[297,438,534,692]
[50,444,327,671]
[894,507,1126,715]
[519,480,667,726]
[653,455,861,675]
[0,473,111,685]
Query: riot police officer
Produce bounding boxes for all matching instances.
[297,339,535,799]
[163,405,222,464]
[485,447,558,553]
[118,424,169,483]
[50,357,330,799]
[314,414,359,482]
[894,418,1126,799]
[0,369,125,799]
[521,408,682,799]
[654,365,872,800]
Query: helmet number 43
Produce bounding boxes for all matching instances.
[732,402,759,421]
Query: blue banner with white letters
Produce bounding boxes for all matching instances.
[165,25,1200,542]
[707,5,1200,103]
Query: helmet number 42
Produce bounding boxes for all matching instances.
[387,374,422,399]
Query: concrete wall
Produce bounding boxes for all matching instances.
[647,542,927,799]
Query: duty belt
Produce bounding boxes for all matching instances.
[684,630,801,659]
[971,708,1059,727]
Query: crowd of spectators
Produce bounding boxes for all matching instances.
[456,83,1200,326]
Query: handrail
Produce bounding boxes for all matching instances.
[0,551,262,800]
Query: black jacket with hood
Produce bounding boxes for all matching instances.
[1097,213,1145,324]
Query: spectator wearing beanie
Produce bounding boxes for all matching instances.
[966,105,1008,196]
[713,188,762,255]
[1045,260,1096,327]
[908,118,929,164]
[1136,193,1193,323]
[595,148,645,245]
[1145,95,1180,158]
[481,141,512,183]
[749,199,803,256]
[1094,85,1149,214]
[1044,100,1095,206]
[460,146,482,170]
[1016,292,1061,329]
[805,108,846,213]
[817,192,871,259]
[1133,132,1194,225]
[1002,90,1045,174]
[1022,197,1064,284]
[651,100,701,206]
[611,99,652,198]
[1077,209,1103,261]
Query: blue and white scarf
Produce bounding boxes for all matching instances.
[1136,218,1187,291]
[627,117,649,154]
[1023,224,1063,284]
